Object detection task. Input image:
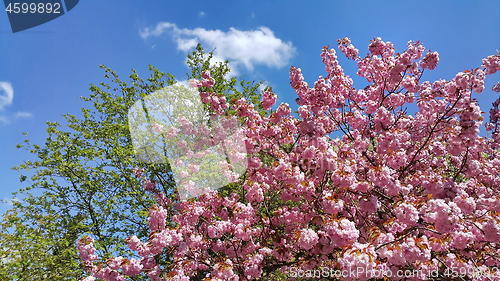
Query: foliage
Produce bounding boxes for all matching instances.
[0,206,85,280]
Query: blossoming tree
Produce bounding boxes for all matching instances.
[79,37,500,281]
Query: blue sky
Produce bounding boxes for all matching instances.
[1,0,499,216]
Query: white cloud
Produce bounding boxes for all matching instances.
[0,111,33,125]
[0,116,8,125]
[175,79,190,88]
[140,22,176,39]
[15,111,32,118]
[139,23,296,76]
[177,38,198,52]
[0,82,14,111]
[199,11,205,17]
[0,82,33,125]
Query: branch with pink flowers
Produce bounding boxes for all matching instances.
[79,37,500,281]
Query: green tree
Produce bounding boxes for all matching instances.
[0,44,269,280]
[0,206,86,279]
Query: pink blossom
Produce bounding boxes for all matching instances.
[296,228,319,250]
[152,123,163,133]
[131,167,143,177]
[142,180,155,191]
[420,51,439,70]
[394,203,419,226]
[493,81,500,92]
[148,205,168,231]
[262,89,277,110]
[338,37,359,60]
[482,54,500,75]
[165,126,180,139]
[174,158,183,167]
[122,258,143,276]
[189,79,201,88]
[340,243,377,281]
[177,140,187,149]
[79,37,500,281]
[483,219,500,242]
[188,163,199,174]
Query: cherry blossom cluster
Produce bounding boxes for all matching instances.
[190,70,228,115]
[79,38,500,281]
[77,236,144,281]
[262,89,277,111]
[484,54,500,145]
